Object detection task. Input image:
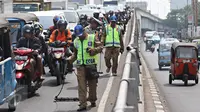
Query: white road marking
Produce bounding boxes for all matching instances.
[97,23,128,112]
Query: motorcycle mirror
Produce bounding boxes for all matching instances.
[43,32,48,35]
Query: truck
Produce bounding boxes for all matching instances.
[13,0,51,13]
[103,0,118,7]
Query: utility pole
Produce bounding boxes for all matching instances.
[191,0,198,38]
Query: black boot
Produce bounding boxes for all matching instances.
[77,107,87,111]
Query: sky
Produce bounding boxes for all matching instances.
[126,0,171,19]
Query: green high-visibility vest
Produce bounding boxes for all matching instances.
[74,34,98,65]
[105,25,120,47]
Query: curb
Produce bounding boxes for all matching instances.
[138,65,144,112]
[139,49,166,112]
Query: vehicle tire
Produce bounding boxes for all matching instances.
[195,75,199,84]
[184,77,188,86]
[169,74,172,84]
[8,95,17,111]
[159,65,162,70]
[56,62,62,86]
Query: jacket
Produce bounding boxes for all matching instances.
[49,29,72,45]
[16,37,42,52]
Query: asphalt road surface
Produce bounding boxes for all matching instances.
[0,20,133,112]
[141,42,200,112]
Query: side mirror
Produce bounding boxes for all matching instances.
[43,32,48,35]
[157,49,159,52]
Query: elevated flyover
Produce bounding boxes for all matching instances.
[135,8,166,37]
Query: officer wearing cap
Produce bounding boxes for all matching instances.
[102,15,124,76]
[84,17,104,41]
[67,25,103,111]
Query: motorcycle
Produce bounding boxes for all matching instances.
[14,47,43,95]
[48,41,68,85]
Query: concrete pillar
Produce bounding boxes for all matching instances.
[2,0,13,13]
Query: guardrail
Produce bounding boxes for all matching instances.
[114,9,142,112]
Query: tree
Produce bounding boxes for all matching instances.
[162,2,200,29]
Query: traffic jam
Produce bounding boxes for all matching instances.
[0,2,132,112]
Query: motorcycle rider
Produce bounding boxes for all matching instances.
[78,14,89,28]
[49,19,73,73]
[46,15,62,38]
[16,24,44,82]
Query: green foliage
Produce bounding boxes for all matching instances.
[163,2,200,28]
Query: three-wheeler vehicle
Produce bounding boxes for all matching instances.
[169,42,199,85]
[157,38,179,70]
[0,13,39,47]
[0,18,17,111]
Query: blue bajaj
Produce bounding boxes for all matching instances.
[0,13,39,47]
[157,43,172,70]
[0,18,17,111]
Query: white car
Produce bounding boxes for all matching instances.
[29,11,67,38]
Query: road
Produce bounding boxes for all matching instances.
[141,42,200,112]
[0,20,132,112]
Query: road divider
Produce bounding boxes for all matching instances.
[114,9,144,112]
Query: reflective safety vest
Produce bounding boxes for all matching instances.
[105,25,120,47]
[74,34,98,65]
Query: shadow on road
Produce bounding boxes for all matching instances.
[164,83,196,87]
[67,86,78,90]
[42,79,70,87]
[0,108,9,112]
[154,68,169,71]
[54,106,92,112]
[99,74,111,79]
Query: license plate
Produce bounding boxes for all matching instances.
[53,48,64,51]
[15,56,28,60]
[183,60,190,63]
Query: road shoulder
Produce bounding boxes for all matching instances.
[140,42,169,112]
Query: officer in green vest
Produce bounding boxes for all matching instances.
[67,25,103,111]
[101,15,124,76]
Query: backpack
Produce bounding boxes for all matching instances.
[54,29,69,41]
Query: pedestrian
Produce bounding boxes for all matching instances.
[101,15,124,76]
[67,25,103,111]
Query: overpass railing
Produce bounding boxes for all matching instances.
[114,8,142,112]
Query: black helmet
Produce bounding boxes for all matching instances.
[23,24,34,34]
[57,19,68,29]
[34,22,43,34]
[80,14,85,19]
[53,15,62,25]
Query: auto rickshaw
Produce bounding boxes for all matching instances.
[169,42,199,85]
[145,38,155,51]
[0,13,39,47]
[0,18,17,111]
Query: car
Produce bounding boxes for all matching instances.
[151,35,161,44]
[57,10,79,32]
[29,11,67,37]
[144,31,158,41]
[76,9,99,17]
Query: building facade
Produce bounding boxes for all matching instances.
[0,0,13,13]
